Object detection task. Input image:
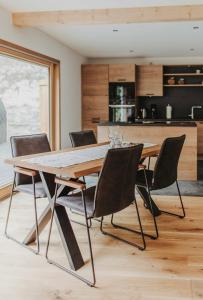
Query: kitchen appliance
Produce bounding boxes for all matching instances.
[109,82,135,122]
[151,104,157,119]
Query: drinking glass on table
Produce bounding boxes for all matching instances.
[108,126,123,148]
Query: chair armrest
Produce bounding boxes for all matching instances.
[55,177,86,190]
[14,166,38,177]
[138,164,146,169]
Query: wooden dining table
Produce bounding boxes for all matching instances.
[5,142,160,271]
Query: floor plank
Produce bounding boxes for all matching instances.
[0,194,203,299]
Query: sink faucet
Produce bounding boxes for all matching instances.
[188,106,202,119]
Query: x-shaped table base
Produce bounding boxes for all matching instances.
[23,171,84,271]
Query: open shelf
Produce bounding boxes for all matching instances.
[164,84,203,87]
[164,73,203,76]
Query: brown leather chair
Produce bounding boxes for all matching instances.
[136,135,186,237]
[5,133,51,254]
[69,130,98,227]
[69,130,97,147]
[45,144,156,286]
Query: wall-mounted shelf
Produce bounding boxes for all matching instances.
[109,104,135,108]
[164,73,203,76]
[164,84,203,87]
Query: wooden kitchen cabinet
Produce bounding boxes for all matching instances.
[109,64,136,82]
[137,65,163,96]
[82,96,108,133]
[197,122,203,157]
[82,64,109,96]
[82,64,109,133]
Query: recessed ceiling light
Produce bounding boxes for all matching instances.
[113,29,119,32]
[193,26,199,30]
[190,48,195,51]
[129,50,134,53]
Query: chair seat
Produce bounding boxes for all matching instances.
[136,169,154,189]
[56,186,96,218]
[15,181,47,198]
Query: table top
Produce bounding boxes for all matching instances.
[5,142,161,178]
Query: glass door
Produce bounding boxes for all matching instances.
[0,54,50,188]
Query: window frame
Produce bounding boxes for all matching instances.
[0,39,61,200]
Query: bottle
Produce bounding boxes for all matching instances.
[142,108,147,119]
[166,104,172,119]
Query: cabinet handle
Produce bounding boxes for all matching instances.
[118,79,126,82]
[146,93,154,96]
[92,117,100,124]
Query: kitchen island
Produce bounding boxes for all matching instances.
[97,121,197,180]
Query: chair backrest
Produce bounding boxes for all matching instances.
[152,135,186,190]
[93,144,143,218]
[69,130,97,147]
[10,133,51,185]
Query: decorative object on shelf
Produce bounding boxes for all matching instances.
[178,78,185,85]
[196,69,201,74]
[166,104,172,119]
[168,76,175,85]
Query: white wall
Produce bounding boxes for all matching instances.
[0,6,87,148]
[88,57,203,65]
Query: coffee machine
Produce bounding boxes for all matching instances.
[151,104,157,119]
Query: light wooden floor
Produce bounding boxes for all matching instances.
[0,193,203,300]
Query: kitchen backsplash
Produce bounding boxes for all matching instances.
[140,87,203,119]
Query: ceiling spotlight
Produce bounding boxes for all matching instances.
[129,50,134,53]
[190,48,195,51]
[113,29,119,32]
[193,26,199,30]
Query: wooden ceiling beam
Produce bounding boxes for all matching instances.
[12,5,203,27]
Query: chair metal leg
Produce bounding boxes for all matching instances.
[148,157,151,169]
[160,180,186,219]
[70,209,92,228]
[4,174,16,237]
[32,176,40,254]
[5,174,40,254]
[100,198,146,251]
[143,168,159,239]
[45,186,96,287]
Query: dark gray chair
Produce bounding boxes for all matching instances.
[136,135,186,237]
[5,133,51,254]
[69,130,98,227]
[46,144,155,287]
[69,130,97,147]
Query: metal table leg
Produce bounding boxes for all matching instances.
[24,171,84,271]
[136,185,161,217]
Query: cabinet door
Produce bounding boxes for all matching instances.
[109,64,135,82]
[82,96,109,134]
[197,122,203,156]
[137,65,163,96]
[82,64,109,96]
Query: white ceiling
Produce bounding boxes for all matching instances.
[1,0,203,11]
[1,0,203,58]
[39,22,203,58]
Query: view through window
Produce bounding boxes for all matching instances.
[0,54,49,188]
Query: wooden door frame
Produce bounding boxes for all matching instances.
[0,39,61,200]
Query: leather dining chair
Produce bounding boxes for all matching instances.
[69,130,98,227]
[45,144,155,287]
[5,133,51,254]
[69,130,97,147]
[135,135,186,237]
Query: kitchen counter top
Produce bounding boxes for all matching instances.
[97,121,197,180]
[98,121,197,127]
